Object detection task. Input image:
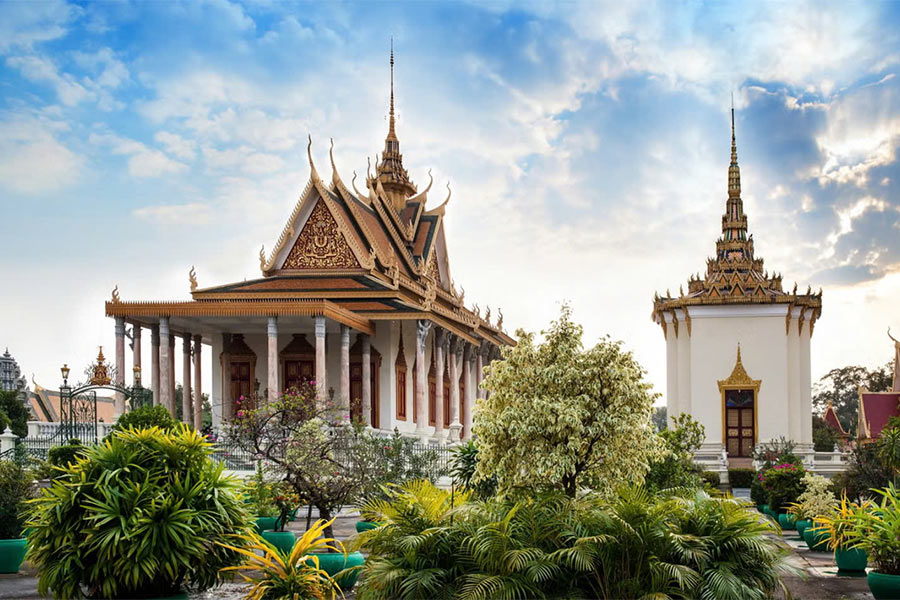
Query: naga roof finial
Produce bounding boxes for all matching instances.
[307,134,320,183]
[189,266,197,292]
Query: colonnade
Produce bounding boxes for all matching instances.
[113,316,203,429]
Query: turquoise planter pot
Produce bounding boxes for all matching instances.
[255,516,278,533]
[835,547,868,572]
[795,519,811,539]
[778,513,797,530]
[758,504,769,515]
[867,571,900,600]
[355,520,379,533]
[308,551,365,591]
[261,530,295,555]
[0,538,27,574]
[802,528,830,552]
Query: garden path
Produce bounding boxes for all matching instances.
[776,529,873,600]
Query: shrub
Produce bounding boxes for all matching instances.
[750,473,767,504]
[0,461,33,539]
[110,404,179,434]
[701,471,721,488]
[450,439,496,500]
[831,443,892,501]
[646,414,705,492]
[243,463,278,519]
[788,473,837,521]
[813,416,840,452]
[219,519,344,599]
[843,484,900,575]
[0,390,28,438]
[46,439,85,470]
[813,494,871,551]
[26,426,250,599]
[762,463,806,512]
[728,468,755,489]
[354,481,791,600]
[753,438,801,469]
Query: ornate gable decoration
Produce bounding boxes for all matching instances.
[89,347,112,386]
[282,200,361,270]
[717,345,761,392]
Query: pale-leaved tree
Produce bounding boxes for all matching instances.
[474,305,663,497]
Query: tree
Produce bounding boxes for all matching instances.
[174,384,211,427]
[0,390,29,438]
[474,305,663,497]
[812,363,892,435]
[812,415,840,451]
[645,413,705,492]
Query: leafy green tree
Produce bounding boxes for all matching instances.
[812,415,840,452]
[0,390,29,438]
[646,413,705,492]
[812,363,892,435]
[174,384,212,426]
[474,305,663,498]
[652,405,667,432]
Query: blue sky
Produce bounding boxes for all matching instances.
[1,0,899,398]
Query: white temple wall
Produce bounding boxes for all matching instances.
[799,314,813,447]
[665,312,680,424]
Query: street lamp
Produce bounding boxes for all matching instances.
[133,365,142,387]
[60,363,70,387]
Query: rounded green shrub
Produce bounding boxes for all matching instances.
[0,461,33,539]
[702,470,721,488]
[26,426,250,598]
[47,440,85,470]
[728,468,755,489]
[110,404,179,434]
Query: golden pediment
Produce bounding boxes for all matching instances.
[283,200,361,270]
[718,345,761,391]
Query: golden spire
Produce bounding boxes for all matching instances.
[721,98,748,245]
[376,38,417,206]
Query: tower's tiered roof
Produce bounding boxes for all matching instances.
[652,109,822,335]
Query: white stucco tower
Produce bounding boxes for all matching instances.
[652,109,822,467]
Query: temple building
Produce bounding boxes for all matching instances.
[857,331,900,441]
[652,109,823,468]
[104,51,513,442]
[0,348,27,392]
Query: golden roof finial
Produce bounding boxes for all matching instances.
[189,266,197,292]
[388,36,396,141]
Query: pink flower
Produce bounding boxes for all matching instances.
[237,410,244,417]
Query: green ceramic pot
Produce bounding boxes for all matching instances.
[355,520,379,533]
[802,528,830,552]
[0,538,27,574]
[261,530,295,555]
[778,513,797,530]
[757,504,767,514]
[835,547,868,572]
[867,571,900,600]
[795,519,811,539]
[308,551,366,591]
[255,516,278,533]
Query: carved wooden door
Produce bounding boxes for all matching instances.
[725,389,755,457]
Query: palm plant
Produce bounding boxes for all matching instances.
[219,518,344,600]
[813,494,872,551]
[26,426,250,599]
[843,483,900,575]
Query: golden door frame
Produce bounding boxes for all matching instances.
[717,345,761,454]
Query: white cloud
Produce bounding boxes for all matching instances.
[89,132,187,177]
[203,144,285,174]
[134,203,214,225]
[0,113,82,194]
[154,131,197,160]
[0,0,77,52]
[6,54,92,105]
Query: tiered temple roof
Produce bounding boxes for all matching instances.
[652,109,823,336]
[106,51,512,349]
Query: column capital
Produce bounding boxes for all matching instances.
[151,323,160,345]
[315,315,326,337]
[479,343,492,358]
[268,316,278,336]
[183,332,192,352]
[452,335,464,359]
[193,333,202,345]
[114,316,126,335]
[416,319,432,343]
[340,324,350,344]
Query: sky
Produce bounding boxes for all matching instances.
[1,0,899,402]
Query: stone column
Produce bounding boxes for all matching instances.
[267,317,279,405]
[414,320,432,437]
[158,318,171,414]
[221,333,232,422]
[315,316,326,407]
[132,324,142,379]
[432,329,446,443]
[114,317,126,417]
[182,333,192,425]
[151,324,160,405]
[340,325,350,421]
[361,334,372,427]
[168,334,176,417]
[448,335,463,443]
[476,345,486,400]
[464,344,475,440]
[193,335,203,430]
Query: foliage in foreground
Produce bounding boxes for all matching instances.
[843,483,900,575]
[475,305,663,497]
[645,413,705,493]
[353,480,792,600]
[26,426,251,599]
[0,460,33,539]
[109,403,179,435]
[219,518,344,600]
[450,440,497,500]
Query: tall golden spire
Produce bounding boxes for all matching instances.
[376,38,417,206]
[722,100,747,244]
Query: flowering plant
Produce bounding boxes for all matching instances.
[787,473,837,521]
[762,462,806,513]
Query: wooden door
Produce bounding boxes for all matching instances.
[284,360,314,390]
[725,389,755,457]
[230,361,252,409]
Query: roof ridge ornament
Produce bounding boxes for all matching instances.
[189,266,198,292]
[111,285,120,303]
[307,134,320,183]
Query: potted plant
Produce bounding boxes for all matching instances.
[260,484,299,556]
[814,494,871,572]
[218,518,344,598]
[245,465,279,533]
[843,484,900,599]
[762,462,806,518]
[0,461,33,574]
[788,473,837,542]
[26,426,250,599]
